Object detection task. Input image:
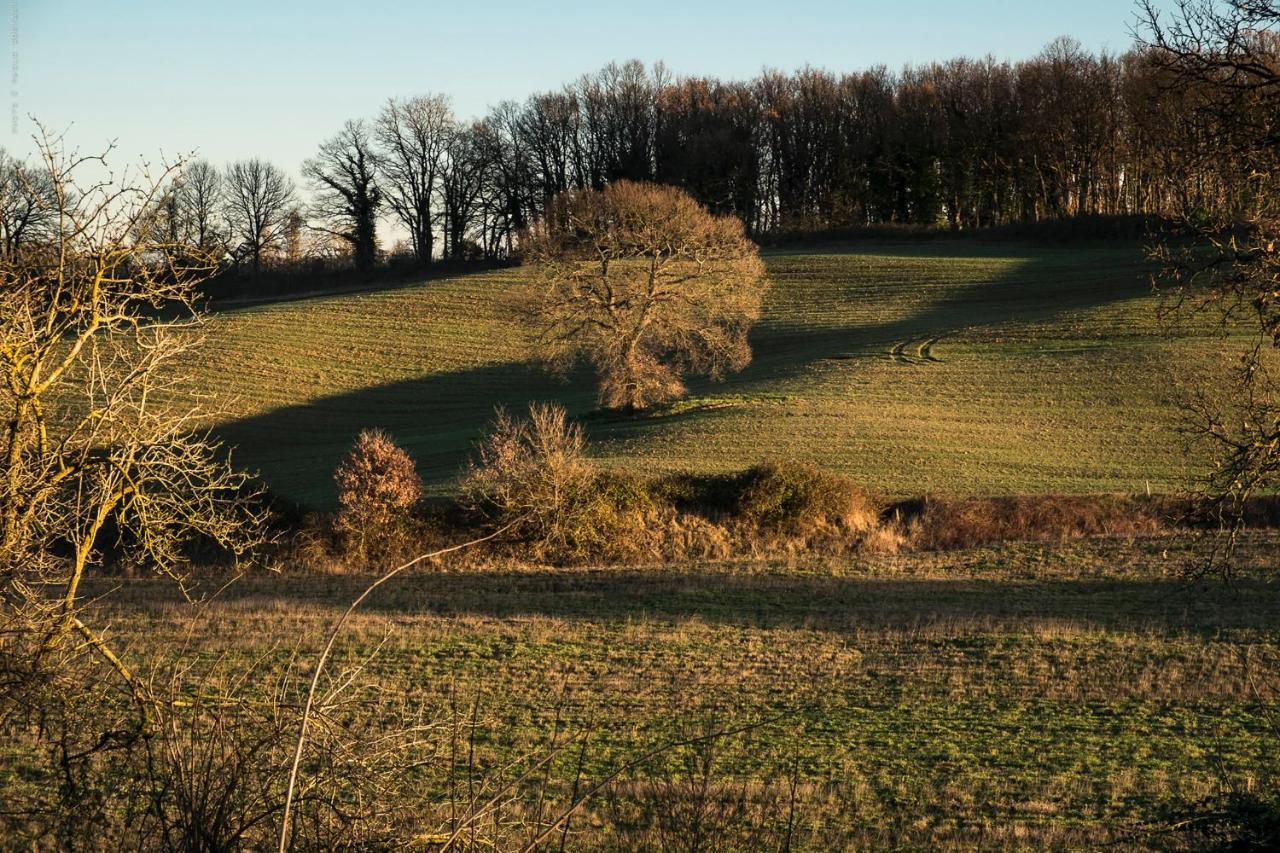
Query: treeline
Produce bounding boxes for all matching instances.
[471,36,1227,236]
[0,36,1248,274]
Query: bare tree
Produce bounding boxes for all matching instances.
[477,102,537,257]
[375,94,453,263]
[0,149,56,260]
[0,129,265,727]
[1137,1,1280,567]
[521,181,767,411]
[440,121,493,260]
[223,158,295,274]
[176,158,225,253]
[303,119,382,271]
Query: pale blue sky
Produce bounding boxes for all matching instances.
[14,0,1143,174]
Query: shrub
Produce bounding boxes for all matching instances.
[333,429,424,567]
[462,403,654,562]
[902,495,1165,551]
[649,471,742,516]
[733,461,878,537]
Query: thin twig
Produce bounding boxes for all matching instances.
[277,522,515,853]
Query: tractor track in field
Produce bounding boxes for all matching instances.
[889,336,944,365]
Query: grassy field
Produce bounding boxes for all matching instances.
[195,241,1254,508]
[81,535,1280,849]
[15,242,1273,849]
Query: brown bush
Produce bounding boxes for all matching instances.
[300,439,1234,570]
[732,461,879,543]
[462,403,656,562]
[332,429,424,568]
[902,495,1166,551]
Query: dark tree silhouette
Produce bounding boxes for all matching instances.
[223,158,295,273]
[375,94,452,263]
[303,119,383,271]
[1138,0,1280,568]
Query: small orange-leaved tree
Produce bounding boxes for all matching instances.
[520,180,767,411]
[333,429,423,566]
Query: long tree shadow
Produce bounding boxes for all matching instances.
[206,260,512,315]
[99,570,1279,636]
[734,242,1152,379]
[212,242,1154,507]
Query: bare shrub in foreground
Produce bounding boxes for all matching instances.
[0,131,275,845]
[0,130,266,722]
[461,403,637,561]
[1,643,441,849]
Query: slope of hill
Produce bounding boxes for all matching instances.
[195,242,1248,507]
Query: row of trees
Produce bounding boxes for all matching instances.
[487,37,1258,233]
[1,35,1257,275]
[0,151,308,273]
[285,34,1270,265]
[0,38,1255,274]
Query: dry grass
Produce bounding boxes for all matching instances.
[282,453,1279,572]
[900,494,1169,551]
[7,534,1269,849]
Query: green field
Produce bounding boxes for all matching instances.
[13,242,1274,849]
[197,241,1249,507]
[81,536,1280,849]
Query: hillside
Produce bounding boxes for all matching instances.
[195,242,1248,507]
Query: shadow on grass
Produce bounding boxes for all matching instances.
[100,569,1279,636]
[211,243,1153,507]
[206,259,513,314]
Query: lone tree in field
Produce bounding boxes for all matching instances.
[520,180,766,411]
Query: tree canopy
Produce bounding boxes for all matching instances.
[521,180,766,411]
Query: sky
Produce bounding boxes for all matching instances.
[12,0,1144,176]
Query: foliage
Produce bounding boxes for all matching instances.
[460,417,891,563]
[1163,790,1280,851]
[332,429,424,568]
[732,460,878,536]
[334,429,423,519]
[521,181,767,411]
